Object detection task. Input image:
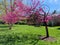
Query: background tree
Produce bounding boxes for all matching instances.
[1,0,19,30]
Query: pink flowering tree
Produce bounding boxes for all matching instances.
[2,12,19,30]
[1,0,19,30]
[22,0,52,38]
[1,0,52,38]
[40,5,52,38]
[14,0,52,38]
[43,13,52,38]
[24,0,52,38]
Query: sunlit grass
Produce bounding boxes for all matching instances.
[0,24,60,45]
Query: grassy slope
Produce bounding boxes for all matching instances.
[0,24,60,45]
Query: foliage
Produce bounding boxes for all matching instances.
[50,15,60,26]
[1,0,44,29]
[2,12,19,24]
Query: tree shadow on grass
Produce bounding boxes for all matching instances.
[19,34,41,45]
[0,26,8,28]
[0,25,16,28]
[0,25,9,31]
[0,34,41,45]
[0,25,18,31]
[57,28,60,30]
[0,28,9,31]
[28,24,40,27]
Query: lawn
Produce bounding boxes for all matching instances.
[0,24,60,45]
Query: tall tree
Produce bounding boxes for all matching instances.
[14,0,51,38]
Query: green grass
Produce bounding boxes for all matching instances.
[0,24,60,45]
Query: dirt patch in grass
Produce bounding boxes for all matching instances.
[39,36,56,42]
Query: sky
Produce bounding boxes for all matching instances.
[0,0,60,13]
[44,0,60,13]
[23,0,60,13]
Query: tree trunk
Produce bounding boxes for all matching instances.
[44,13,49,38]
[9,24,13,30]
[44,22,49,37]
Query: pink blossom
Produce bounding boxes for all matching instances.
[2,12,19,24]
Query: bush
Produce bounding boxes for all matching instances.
[0,20,5,24]
[15,20,27,25]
